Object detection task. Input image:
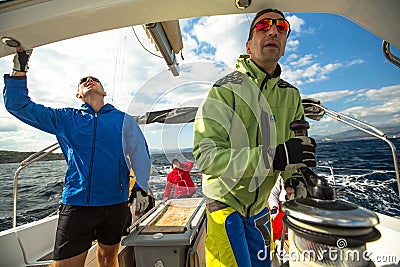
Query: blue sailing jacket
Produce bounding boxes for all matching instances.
[3,75,151,206]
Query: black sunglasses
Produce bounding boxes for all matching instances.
[79,76,100,85]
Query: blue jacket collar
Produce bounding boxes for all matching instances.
[80,103,115,114]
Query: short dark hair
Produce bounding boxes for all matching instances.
[248,8,287,41]
[171,159,180,168]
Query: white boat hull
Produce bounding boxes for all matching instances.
[0,198,207,267]
[2,205,399,267]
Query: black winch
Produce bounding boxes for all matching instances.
[281,120,381,266]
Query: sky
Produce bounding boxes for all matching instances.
[0,12,399,152]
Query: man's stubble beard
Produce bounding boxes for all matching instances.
[260,51,281,64]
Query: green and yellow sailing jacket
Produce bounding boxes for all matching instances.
[193,54,304,217]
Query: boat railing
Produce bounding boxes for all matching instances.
[383,41,400,68]
[314,165,335,185]
[304,101,400,197]
[12,142,60,228]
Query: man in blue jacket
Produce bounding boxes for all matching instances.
[3,48,151,267]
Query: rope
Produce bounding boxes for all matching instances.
[131,26,163,58]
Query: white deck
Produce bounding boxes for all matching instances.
[367,213,400,266]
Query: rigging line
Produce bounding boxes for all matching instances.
[246,13,251,25]
[111,31,124,104]
[131,26,163,58]
[118,34,126,107]
[111,30,127,106]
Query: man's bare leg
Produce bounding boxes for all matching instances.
[97,242,119,267]
[52,250,88,267]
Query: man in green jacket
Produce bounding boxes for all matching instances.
[193,8,316,267]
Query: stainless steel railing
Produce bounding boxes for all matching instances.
[382,41,400,68]
[304,101,400,197]
[12,142,60,228]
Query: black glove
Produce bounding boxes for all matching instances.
[302,98,325,121]
[273,136,316,171]
[284,173,308,200]
[13,49,33,72]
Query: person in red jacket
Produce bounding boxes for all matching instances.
[163,159,196,200]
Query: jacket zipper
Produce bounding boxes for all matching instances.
[247,75,269,217]
[247,177,260,217]
[86,112,98,205]
[255,76,268,147]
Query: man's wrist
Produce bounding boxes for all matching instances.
[11,70,27,76]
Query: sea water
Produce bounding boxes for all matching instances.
[0,139,399,231]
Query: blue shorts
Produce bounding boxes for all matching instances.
[205,201,272,267]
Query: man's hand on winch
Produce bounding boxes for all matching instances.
[273,136,317,171]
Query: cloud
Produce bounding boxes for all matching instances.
[341,85,400,120]
[289,53,314,67]
[125,62,230,115]
[303,84,400,136]
[303,90,355,103]
[190,14,249,66]
[0,117,19,132]
[285,15,306,52]
[365,84,400,101]
[286,15,306,36]
[341,104,400,123]
[286,39,300,53]
[280,15,365,86]
[0,13,398,151]
[282,57,365,86]
[0,119,58,151]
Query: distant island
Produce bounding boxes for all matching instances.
[0,150,65,164]
[312,126,400,142]
[2,125,399,164]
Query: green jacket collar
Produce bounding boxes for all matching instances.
[236,54,281,88]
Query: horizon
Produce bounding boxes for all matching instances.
[2,128,399,154]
